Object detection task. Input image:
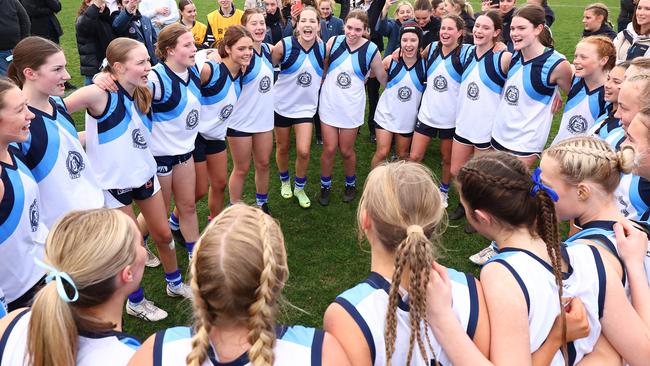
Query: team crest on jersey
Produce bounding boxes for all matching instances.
[297,71,312,87]
[219,104,234,121]
[259,76,272,93]
[29,199,39,232]
[336,72,352,89]
[186,109,199,130]
[567,115,588,134]
[467,82,480,101]
[397,86,412,102]
[433,75,448,92]
[505,85,519,105]
[66,151,85,179]
[132,129,147,149]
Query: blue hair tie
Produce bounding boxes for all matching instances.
[34,258,79,303]
[530,167,559,202]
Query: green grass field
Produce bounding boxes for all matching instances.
[52,0,620,339]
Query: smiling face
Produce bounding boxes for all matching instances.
[26,51,71,97]
[510,15,542,51]
[181,2,197,23]
[318,0,332,18]
[473,15,499,47]
[636,0,650,30]
[625,114,650,177]
[344,17,366,46]
[0,87,35,144]
[500,0,516,14]
[573,41,605,78]
[414,9,431,28]
[395,4,414,22]
[168,32,197,67]
[433,1,445,17]
[439,17,463,48]
[604,65,625,103]
[226,36,254,68]
[245,13,267,43]
[443,0,460,16]
[615,81,642,130]
[400,32,419,58]
[297,8,319,42]
[582,9,603,32]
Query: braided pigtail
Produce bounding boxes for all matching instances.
[534,189,568,365]
[247,213,279,366]
[358,161,446,365]
[186,270,213,366]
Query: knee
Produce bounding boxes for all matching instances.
[409,151,424,162]
[255,158,270,172]
[152,228,173,245]
[296,148,310,162]
[276,142,290,156]
[322,144,337,158]
[177,200,197,215]
[340,147,356,160]
[233,162,250,176]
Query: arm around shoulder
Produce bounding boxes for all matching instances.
[63,85,109,116]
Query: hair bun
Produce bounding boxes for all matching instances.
[617,145,637,175]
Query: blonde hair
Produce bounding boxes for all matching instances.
[27,209,138,366]
[394,1,414,17]
[624,73,650,109]
[543,136,636,194]
[103,38,153,114]
[186,204,288,366]
[357,161,447,365]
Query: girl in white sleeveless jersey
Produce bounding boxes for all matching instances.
[410,14,472,206]
[425,151,650,365]
[271,6,325,209]
[6,37,104,228]
[490,4,572,166]
[128,204,351,366]
[65,38,173,322]
[450,11,510,180]
[370,22,426,169]
[0,209,146,366]
[0,80,48,313]
[318,9,387,206]
[542,137,650,299]
[551,36,615,145]
[324,161,490,366]
[227,9,275,213]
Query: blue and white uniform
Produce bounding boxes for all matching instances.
[19,97,103,227]
[454,48,507,147]
[274,36,325,120]
[416,43,473,131]
[0,288,6,318]
[228,43,275,133]
[319,35,379,128]
[374,57,426,134]
[334,270,479,365]
[552,77,608,145]
[152,325,324,366]
[149,63,203,158]
[84,83,157,194]
[200,61,242,140]
[614,173,650,223]
[487,244,606,365]
[0,309,140,365]
[566,220,650,293]
[491,49,566,154]
[591,111,624,149]
[0,146,47,305]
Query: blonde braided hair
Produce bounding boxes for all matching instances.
[186,204,287,366]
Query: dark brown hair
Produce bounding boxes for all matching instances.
[457,152,567,362]
[435,15,465,55]
[345,9,369,29]
[217,25,253,58]
[633,0,650,35]
[414,0,432,12]
[7,36,62,88]
[179,0,195,12]
[479,10,504,44]
[241,7,266,27]
[514,4,554,48]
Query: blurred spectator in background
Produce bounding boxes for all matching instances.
[139,0,179,35]
[619,0,636,31]
[76,0,116,84]
[0,0,30,76]
[112,0,158,64]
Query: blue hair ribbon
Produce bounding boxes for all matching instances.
[530,167,559,202]
[34,257,79,303]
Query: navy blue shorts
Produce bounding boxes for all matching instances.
[414,120,454,139]
[193,134,226,163]
[154,152,193,176]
